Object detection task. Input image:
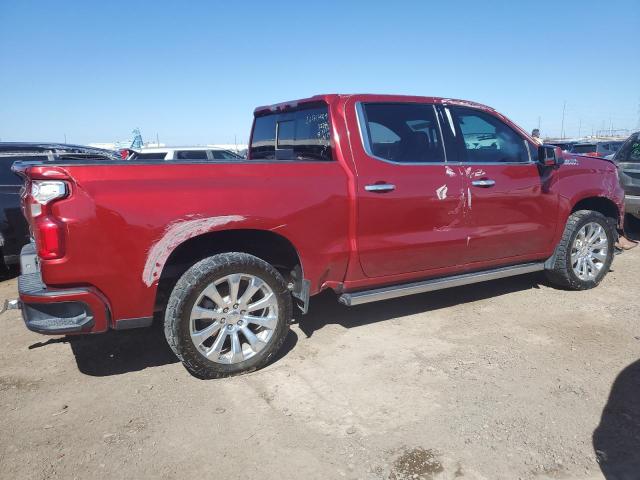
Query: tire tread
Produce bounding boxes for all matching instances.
[164,252,291,379]
[545,210,614,290]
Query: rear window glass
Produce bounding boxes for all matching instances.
[571,144,596,154]
[132,152,167,160]
[176,150,208,160]
[608,142,623,153]
[250,103,332,161]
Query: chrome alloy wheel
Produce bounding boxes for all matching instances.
[189,273,278,364]
[571,222,609,281]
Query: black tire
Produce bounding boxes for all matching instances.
[164,252,292,379]
[545,210,615,290]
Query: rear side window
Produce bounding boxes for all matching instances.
[358,103,445,163]
[250,104,332,161]
[211,150,241,160]
[616,134,640,163]
[452,107,529,163]
[131,152,168,160]
[176,150,208,160]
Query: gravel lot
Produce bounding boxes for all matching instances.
[0,249,638,480]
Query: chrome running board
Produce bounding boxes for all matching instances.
[338,263,545,306]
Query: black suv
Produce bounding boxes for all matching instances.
[0,143,119,269]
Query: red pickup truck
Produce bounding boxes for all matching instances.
[13,94,624,378]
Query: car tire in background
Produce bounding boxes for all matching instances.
[545,210,615,290]
[164,252,292,379]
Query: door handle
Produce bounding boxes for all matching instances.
[471,179,496,188]
[365,183,396,193]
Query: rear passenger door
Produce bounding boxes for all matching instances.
[348,100,468,278]
[445,106,558,265]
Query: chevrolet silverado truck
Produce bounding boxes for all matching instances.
[12,94,625,379]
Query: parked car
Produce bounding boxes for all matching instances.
[612,132,640,220]
[0,143,118,270]
[12,94,624,378]
[127,147,243,161]
[569,141,624,158]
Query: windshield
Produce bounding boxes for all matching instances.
[571,144,596,154]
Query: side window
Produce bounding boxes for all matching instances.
[132,152,168,161]
[452,108,530,163]
[211,150,240,160]
[176,150,208,160]
[249,104,332,161]
[358,103,445,163]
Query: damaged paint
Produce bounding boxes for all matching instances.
[142,215,245,287]
[467,187,472,209]
[436,184,448,200]
[445,166,456,177]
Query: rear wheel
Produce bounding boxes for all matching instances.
[164,253,292,379]
[545,210,615,290]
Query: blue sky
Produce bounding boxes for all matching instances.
[0,0,638,145]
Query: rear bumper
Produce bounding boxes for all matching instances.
[626,195,640,219]
[18,244,110,334]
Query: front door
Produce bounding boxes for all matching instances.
[346,100,468,278]
[446,106,558,265]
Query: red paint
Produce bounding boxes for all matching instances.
[15,94,625,333]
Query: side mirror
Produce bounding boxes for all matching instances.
[538,145,564,167]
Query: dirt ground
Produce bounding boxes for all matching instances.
[1,250,639,480]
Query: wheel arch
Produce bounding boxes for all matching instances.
[571,196,620,226]
[153,228,304,312]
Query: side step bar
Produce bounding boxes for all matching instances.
[338,263,545,307]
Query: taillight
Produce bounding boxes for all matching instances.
[28,180,68,260]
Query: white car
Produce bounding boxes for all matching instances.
[127,147,243,161]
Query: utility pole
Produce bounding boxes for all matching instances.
[578,119,582,139]
[64,133,67,143]
[609,117,613,137]
[560,101,566,139]
[156,133,159,147]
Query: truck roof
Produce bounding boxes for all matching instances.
[253,93,497,115]
[252,94,531,143]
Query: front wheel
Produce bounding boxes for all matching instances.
[164,253,292,379]
[545,210,615,290]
